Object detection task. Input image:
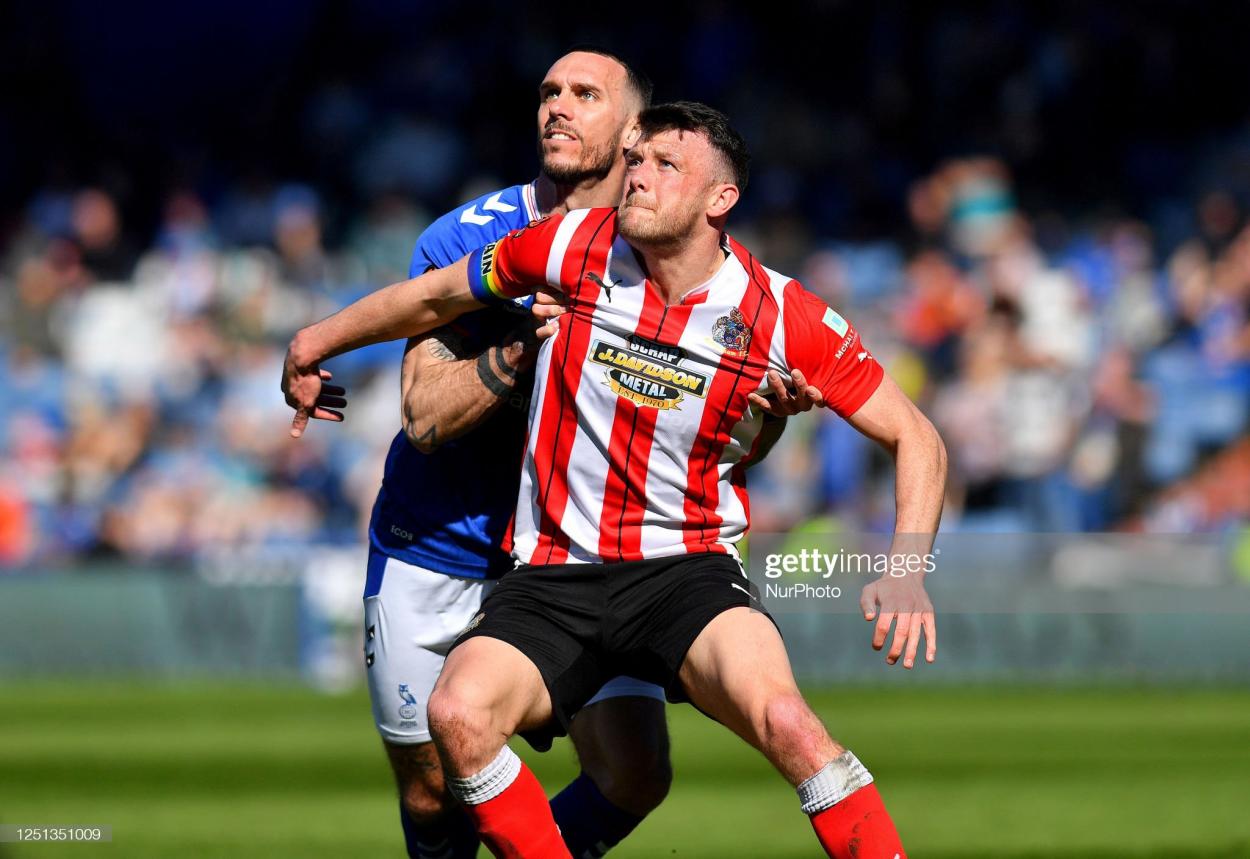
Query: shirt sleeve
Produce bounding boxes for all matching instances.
[466,215,564,305]
[782,280,884,418]
[408,239,437,277]
[408,212,465,276]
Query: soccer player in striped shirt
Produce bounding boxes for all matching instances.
[285,102,946,858]
[294,49,681,859]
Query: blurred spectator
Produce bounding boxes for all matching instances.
[72,189,139,283]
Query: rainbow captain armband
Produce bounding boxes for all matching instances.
[467,241,527,306]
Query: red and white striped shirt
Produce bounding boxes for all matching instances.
[470,208,883,565]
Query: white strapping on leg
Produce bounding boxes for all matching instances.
[796,750,875,815]
[446,746,522,806]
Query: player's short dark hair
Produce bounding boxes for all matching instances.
[563,44,654,109]
[636,101,751,191]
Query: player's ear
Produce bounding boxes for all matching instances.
[706,182,739,219]
[622,119,642,149]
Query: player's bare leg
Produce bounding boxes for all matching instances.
[549,697,672,855]
[427,636,571,859]
[382,741,480,858]
[679,607,907,859]
[569,698,671,815]
[385,741,447,823]
[384,741,478,857]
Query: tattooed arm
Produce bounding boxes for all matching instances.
[400,321,540,454]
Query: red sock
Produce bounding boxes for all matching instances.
[462,761,571,859]
[810,784,906,859]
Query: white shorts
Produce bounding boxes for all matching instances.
[364,551,664,745]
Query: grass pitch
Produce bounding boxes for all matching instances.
[0,683,1247,857]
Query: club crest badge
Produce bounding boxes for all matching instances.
[398,684,419,720]
[713,307,751,356]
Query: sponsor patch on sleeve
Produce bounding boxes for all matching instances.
[821,306,849,337]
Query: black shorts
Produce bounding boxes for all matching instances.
[450,552,776,750]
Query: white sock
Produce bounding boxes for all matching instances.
[446,745,522,806]
[796,750,874,815]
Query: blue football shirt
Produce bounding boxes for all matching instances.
[367,182,541,580]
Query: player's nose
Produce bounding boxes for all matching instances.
[548,89,575,120]
[628,163,651,192]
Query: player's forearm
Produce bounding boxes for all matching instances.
[289,259,475,367]
[403,350,524,453]
[887,415,947,552]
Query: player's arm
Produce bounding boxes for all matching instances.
[845,370,940,670]
[399,319,538,454]
[282,258,482,436]
[283,218,561,438]
[783,282,946,668]
[845,374,946,670]
[845,375,946,539]
[402,262,564,452]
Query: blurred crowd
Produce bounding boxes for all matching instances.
[3,2,1250,568]
[0,182,424,566]
[2,151,1249,569]
[747,158,1250,538]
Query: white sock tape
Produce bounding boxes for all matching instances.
[447,745,522,806]
[796,750,874,815]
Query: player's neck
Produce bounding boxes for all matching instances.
[636,233,729,306]
[534,164,626,216]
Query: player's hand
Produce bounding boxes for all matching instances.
[282,349,347,439]
[860,573,936,669]
[532,287,567,339]
[499,319,543,375]
[747,369,824,416]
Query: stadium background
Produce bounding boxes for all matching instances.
[2,2,1249,856]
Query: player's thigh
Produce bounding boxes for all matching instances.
[677,606,805,743]
[438,562,611,746]
[433,635,554,736]
[364,552,493,745]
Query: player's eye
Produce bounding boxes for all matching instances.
[660,160,674,169]
[579,90,597,101]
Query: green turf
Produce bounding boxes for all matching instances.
[0,683,1247,857]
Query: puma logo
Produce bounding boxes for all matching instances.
[585,271,619,302]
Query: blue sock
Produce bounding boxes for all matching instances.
[398,798,479,859]
[549,772,644,858]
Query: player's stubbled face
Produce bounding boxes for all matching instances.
[537,52,631,185]
[619,129,717,247]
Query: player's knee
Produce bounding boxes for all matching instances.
[587,743,673,813]
[759,692,820,749]
[427,685,493,763]
[624,748,673,812]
